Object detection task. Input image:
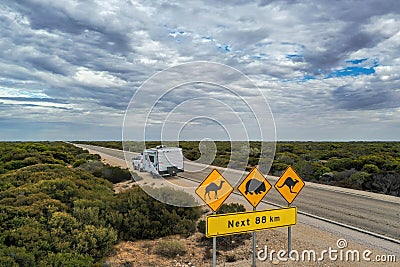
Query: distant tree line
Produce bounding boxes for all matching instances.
[0,142,201,266]
[78,141,400,197]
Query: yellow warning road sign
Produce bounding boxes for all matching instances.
[237,167,271,208]
[195,169,234,212]
[274,166,305,204]
[206,207,297,237]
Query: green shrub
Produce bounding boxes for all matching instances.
[361,164,379,174]
[313,166,331,180]
[77,161,132,183]
[225,251,237,262]
[106,187,201,240]
[38,252,93,267]
[0,246,35,267]
[270,162,289,174]
[212,157,229,168]
[0,143,121,265]
[332,169,358,182]
[197,219,206,234]
[144,186,199,208]
[74,225,118,260]
[217,203,246,214]
[325,158,356,172]
[275,152,299,165]
[101,166,131,183]
[72,159,87,168]
[4,158,40,170]
[359,155,386,169]
[341,171,371,190]
[369,172,400,196]
[155,239,187,258]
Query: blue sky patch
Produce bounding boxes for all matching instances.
[326,66,375,78]
[299,75,316,81]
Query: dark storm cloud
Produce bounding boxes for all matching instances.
[6,0,132,52]
[302,25,386,73]
[25,55,72,76]
[332,85,400,110]
[7,0,84,33]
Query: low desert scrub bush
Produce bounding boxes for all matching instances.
[155,239,187,258]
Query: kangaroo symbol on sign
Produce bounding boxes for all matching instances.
[277,177,298,194]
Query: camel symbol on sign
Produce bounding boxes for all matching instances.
[204,180,225,200]
[277,177,299,194]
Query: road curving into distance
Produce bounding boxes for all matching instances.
[73,143,400,243]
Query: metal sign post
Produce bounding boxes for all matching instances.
[252,207,256,267]
[212,211,217,267]
[287,203,291,254]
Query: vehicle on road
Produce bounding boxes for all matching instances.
[132,155,143,170]
[139,145,184,177]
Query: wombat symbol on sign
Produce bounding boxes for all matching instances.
[245,179,266,195]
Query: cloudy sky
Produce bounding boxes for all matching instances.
[0,0,399,141]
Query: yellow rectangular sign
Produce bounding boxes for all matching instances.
[206,207,297,237]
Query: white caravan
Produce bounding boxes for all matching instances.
[138,145,184,177]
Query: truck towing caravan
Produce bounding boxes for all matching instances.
[134,145,184,177]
